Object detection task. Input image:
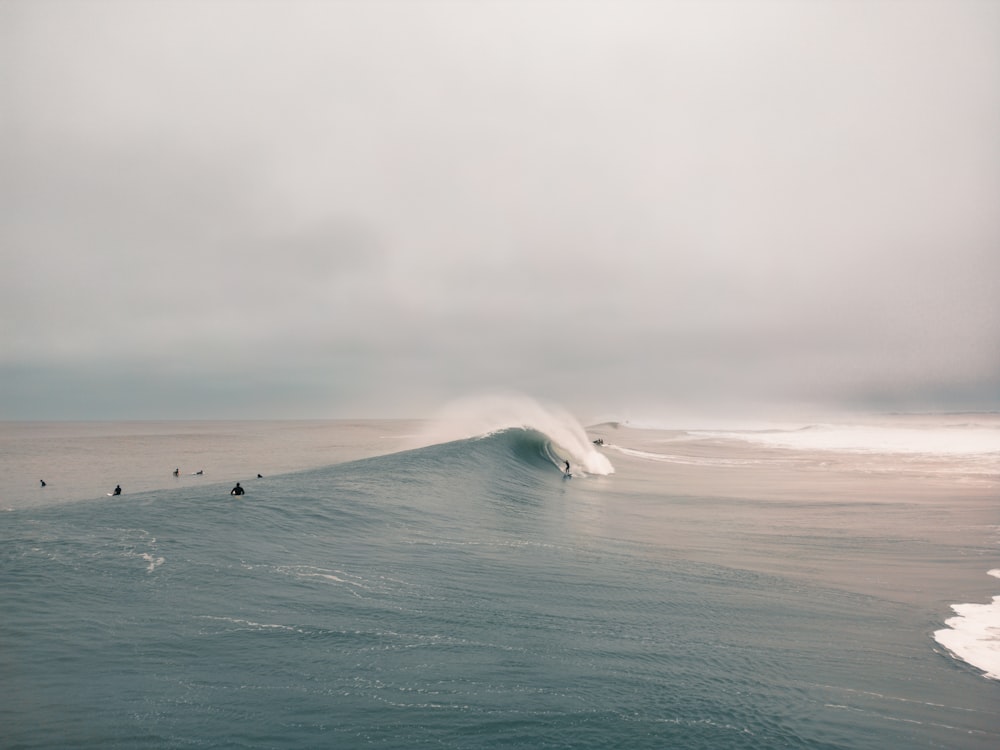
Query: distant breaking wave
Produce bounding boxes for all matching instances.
[414,394,614,476]
[687,422,1000,457]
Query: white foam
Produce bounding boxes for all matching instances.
[418,393,614,475]
[199,615,301,632]
[933,570,1000,681]
[140,552,164,573]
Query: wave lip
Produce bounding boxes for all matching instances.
[934,569,1000,681]
[416,394,614,475]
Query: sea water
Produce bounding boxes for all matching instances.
[1,406,998,749]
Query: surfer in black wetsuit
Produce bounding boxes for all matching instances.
[40,479,46,487]
[113,484,121,496]
[173,468,179,477]
[564,460,570,474]
[230,482,245,496]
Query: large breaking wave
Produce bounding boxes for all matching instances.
[412,394,614,476]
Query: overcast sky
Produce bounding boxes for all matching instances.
[2,0,998,421]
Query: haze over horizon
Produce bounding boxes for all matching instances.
[3,0,998,422]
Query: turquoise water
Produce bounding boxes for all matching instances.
[2,419,998,748]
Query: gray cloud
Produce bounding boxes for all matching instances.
[2,0,998,419]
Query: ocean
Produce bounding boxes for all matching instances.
[1,403,998,749]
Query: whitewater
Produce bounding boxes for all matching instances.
[1,401,997,749]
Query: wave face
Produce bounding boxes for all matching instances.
[2,417,998,749]
[363,426,580,495]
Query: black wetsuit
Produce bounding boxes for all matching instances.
[231,483,245,496]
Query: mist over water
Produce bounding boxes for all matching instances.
[4,2,999,421]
